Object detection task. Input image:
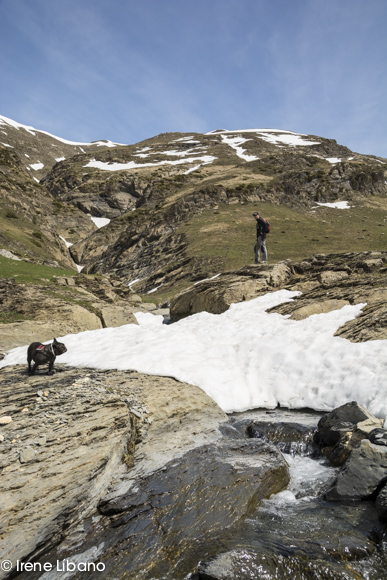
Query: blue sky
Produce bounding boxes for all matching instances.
[0,0,386,156]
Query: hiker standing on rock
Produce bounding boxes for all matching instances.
[253,211,268,263]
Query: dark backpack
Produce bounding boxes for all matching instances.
[262,219,270,234]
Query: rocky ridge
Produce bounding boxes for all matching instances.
[0,273,163,353]
[0,115,124,181]
[170,250,387,342]
[0,366,288,580]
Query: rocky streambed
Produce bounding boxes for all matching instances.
[1,366,387,580]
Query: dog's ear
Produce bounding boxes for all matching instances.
[53,338,58,343]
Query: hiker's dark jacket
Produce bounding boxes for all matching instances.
[256,217,267,240]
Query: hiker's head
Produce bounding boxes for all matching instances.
[253,212,259,220]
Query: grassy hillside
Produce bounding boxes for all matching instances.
[180,196,387,269]
[0,255,76,284]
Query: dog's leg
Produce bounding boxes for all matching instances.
[27,347,32,373]
[47,357,56,375]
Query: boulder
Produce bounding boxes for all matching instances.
[314,401,383,466]
[369,428,387,447]
[325,439,387,501]
[198,500,383,580]
[98,305,138,328]
[318,270,349,286]
[290,299,350,320]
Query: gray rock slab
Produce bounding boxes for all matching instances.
[325,439,387,501]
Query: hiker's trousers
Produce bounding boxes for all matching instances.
[254,236,268,263]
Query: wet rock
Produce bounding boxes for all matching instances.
[369,428,387,446]
[198,550,363,580]
[325,439,387,501]
[314,401,383,466]
[198,500,383,580]
[29,439,288,580]
[375,484,387,521]
[247,420,320,457]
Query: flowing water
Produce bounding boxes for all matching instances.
[197,409,387,580]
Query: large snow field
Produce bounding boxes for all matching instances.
[1,290,386,423]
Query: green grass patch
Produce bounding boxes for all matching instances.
[0,256,76,284]
[0,311,33,324]
[177,196,387,270]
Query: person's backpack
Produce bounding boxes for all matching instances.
[262,219,270,234]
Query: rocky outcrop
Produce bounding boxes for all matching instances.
[36,128,387,289]
[170,251,387,343]
[0,366,289,580]
[0,367,132,574]
[314,401,383,466]
[0,145,96,267]
[170,261,293,320]
[325,439,387,501]
[0,275,155,352]
[2,118,387,292]
[314,402,387,522]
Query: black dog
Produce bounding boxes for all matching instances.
[27,338,67,375]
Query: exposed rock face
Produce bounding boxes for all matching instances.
[0,367,132,574]
[0,145,95,267]
[0,275,154,352]
[170,261,293,320]
[170,251,387,344]
[0,366,289,580]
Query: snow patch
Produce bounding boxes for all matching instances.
[84,155,217,171]
[221,134,258,161]
[0,115,126,147]
[1,290,386,420]
[90,216,111,228]
[30,162,44,170]
[315,201,351,209]
[184,164,201,174]
[59,236,72,248]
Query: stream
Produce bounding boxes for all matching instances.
[197,409,387,580]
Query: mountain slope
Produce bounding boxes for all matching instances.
[1,116,386,299]
[41,128,387,295]
[0,115,126,181]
